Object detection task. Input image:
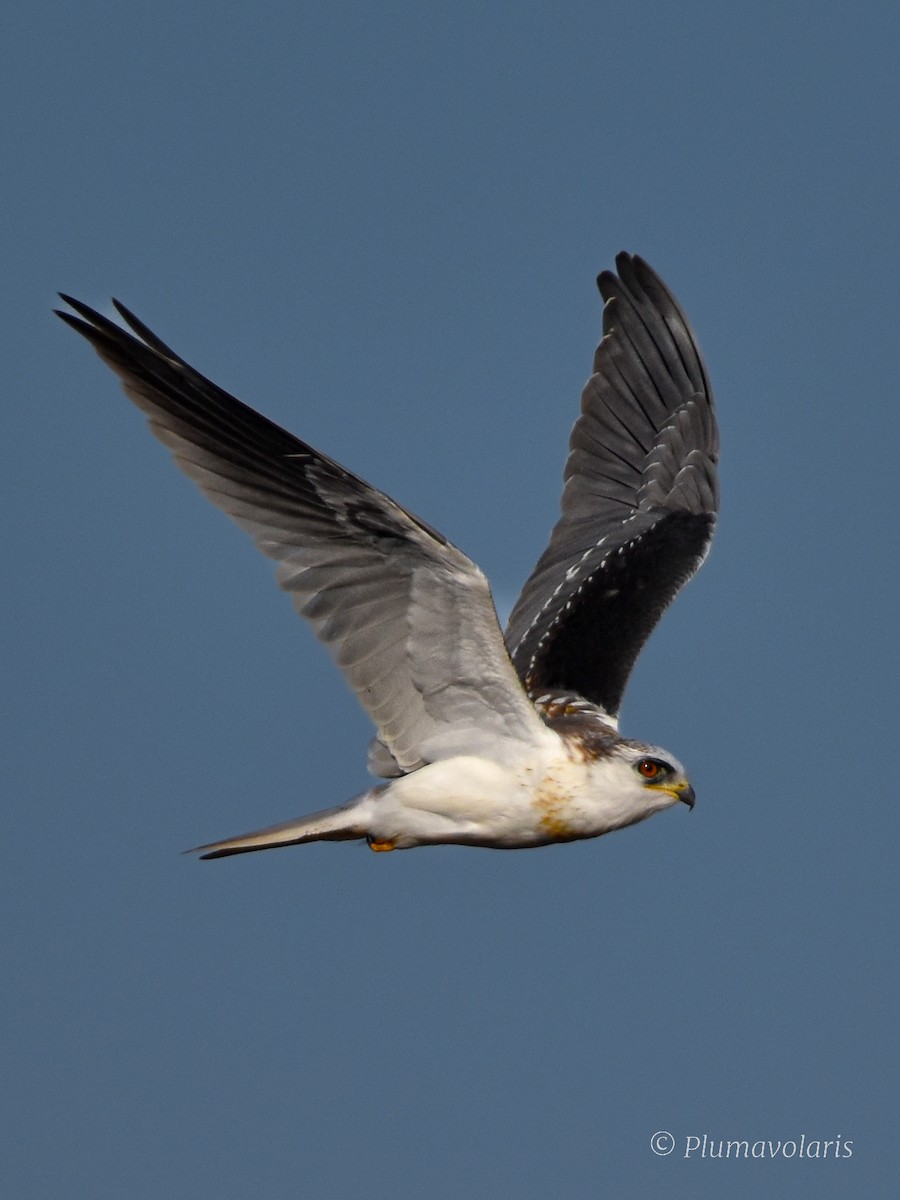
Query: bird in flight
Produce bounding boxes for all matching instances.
[58,253,718,859]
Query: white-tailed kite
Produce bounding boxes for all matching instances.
[58,253,718,857]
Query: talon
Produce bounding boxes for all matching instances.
[367,836,397,853]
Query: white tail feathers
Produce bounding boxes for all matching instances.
[189,802,368,860]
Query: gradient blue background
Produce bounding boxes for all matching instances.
[5,3,897,1197]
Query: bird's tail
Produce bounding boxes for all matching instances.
[188,797,373,860]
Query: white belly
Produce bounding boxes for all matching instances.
[364,746,638,849]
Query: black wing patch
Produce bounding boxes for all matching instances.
[523,509,715,716]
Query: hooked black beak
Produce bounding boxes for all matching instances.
[679,782,696,810]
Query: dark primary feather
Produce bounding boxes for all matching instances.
[505,254,718,720]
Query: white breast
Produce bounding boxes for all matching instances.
[363,739,639,848]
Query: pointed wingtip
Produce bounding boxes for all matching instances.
[55,294,86,326]
[596,251,645,297]
[56,293,103,321]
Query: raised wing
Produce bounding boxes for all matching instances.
[58,297,548,775]
[505,254,718,721]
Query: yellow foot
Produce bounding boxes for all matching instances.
[367,837,397,853]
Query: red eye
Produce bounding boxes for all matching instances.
[638,759,661,779]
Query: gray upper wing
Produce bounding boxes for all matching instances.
[58,297,547,775]
[504,254,719,721]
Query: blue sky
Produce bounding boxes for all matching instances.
[4,3,897,1197]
